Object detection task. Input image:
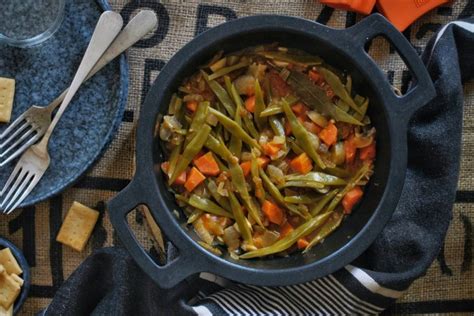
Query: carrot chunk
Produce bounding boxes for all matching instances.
[342,186,364,214]
[297,238,309,249]
[257,156,270,169]
[284,120,292,136]
[344,136,357,164]
[308,70,322,83]
[184,167,206,192]
[262,142,282,157]
[291,102,309,116]
[245,95,256,113]
[359,142,376,161]
[262,200,284,225]
[290,153,313,174]
[194,152,220,176]
[161,161,187,185]
[240,161,252,177]
[279,222,294,238]
[318,122,338,146]
[186,100,198,112]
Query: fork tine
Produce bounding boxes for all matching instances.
[0,128,36,157]
[3,173,34,213]
[0,121,32,149]
[1,169,28,210]
[0,112,27,139]
[0,162,23,196]
[5,174,40,215]
[0,132,40,166]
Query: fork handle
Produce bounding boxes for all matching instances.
[39,11,123,146]
[46,10,157,112]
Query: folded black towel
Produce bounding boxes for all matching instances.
[43,18,474,316]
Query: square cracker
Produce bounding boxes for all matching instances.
[0,304,12,316]
[56,201,99,252]
[0,273,20,309]
[9,274,23,287]
[0,78,15,123]
[0,249,22,275]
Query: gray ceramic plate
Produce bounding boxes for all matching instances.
[0,0,128,208]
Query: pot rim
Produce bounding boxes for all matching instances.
[110,14,435,288]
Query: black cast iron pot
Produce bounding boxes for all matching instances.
[108,14,435,289]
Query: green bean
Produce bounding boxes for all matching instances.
[325,166,352,178]
[303,211,343,252]
[282,99,326,169]
[242,114,259,139]
[283,194,322,204]
[185,101,209,145]
[169,124,211,184]
[260,104,283,117]
[187,209,203,224]
[251,155,265,204]
[208,60,249,81]
[345,75,352,95]
[285,172,346,186]
[229,190,253,245]
[202,71,235,117]
[240,212,332,259]
[279,181,325,190]
[166,142,183,178]
[204,134,235,163]
[224,76,234,101]
[209,107,261,150]
[318,67,362,114]
[229,159,264,227]
[188,194,234,218]
[228,85,243,157]
[260,167,308,219]
[310,189,339,216]
[257,51,323,66]
[269,117,285,137]
[254,79,266,129]
[287,137,304,155]
[206,179,231,211]
[326,163,371,213]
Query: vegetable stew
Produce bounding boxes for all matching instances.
[158,44,375,259]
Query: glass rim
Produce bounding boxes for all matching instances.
[0,0,66,48]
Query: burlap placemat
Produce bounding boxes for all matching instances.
[0,1,472,314]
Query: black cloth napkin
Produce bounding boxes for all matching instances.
[42,19,474,316]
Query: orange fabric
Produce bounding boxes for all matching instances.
[319,0,376,15]
[377,0,451,31]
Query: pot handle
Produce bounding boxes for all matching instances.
[108,179,199,289]
[345,14,436,123]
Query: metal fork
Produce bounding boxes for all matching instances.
[0,11,123,214]
[0,10,157,167]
